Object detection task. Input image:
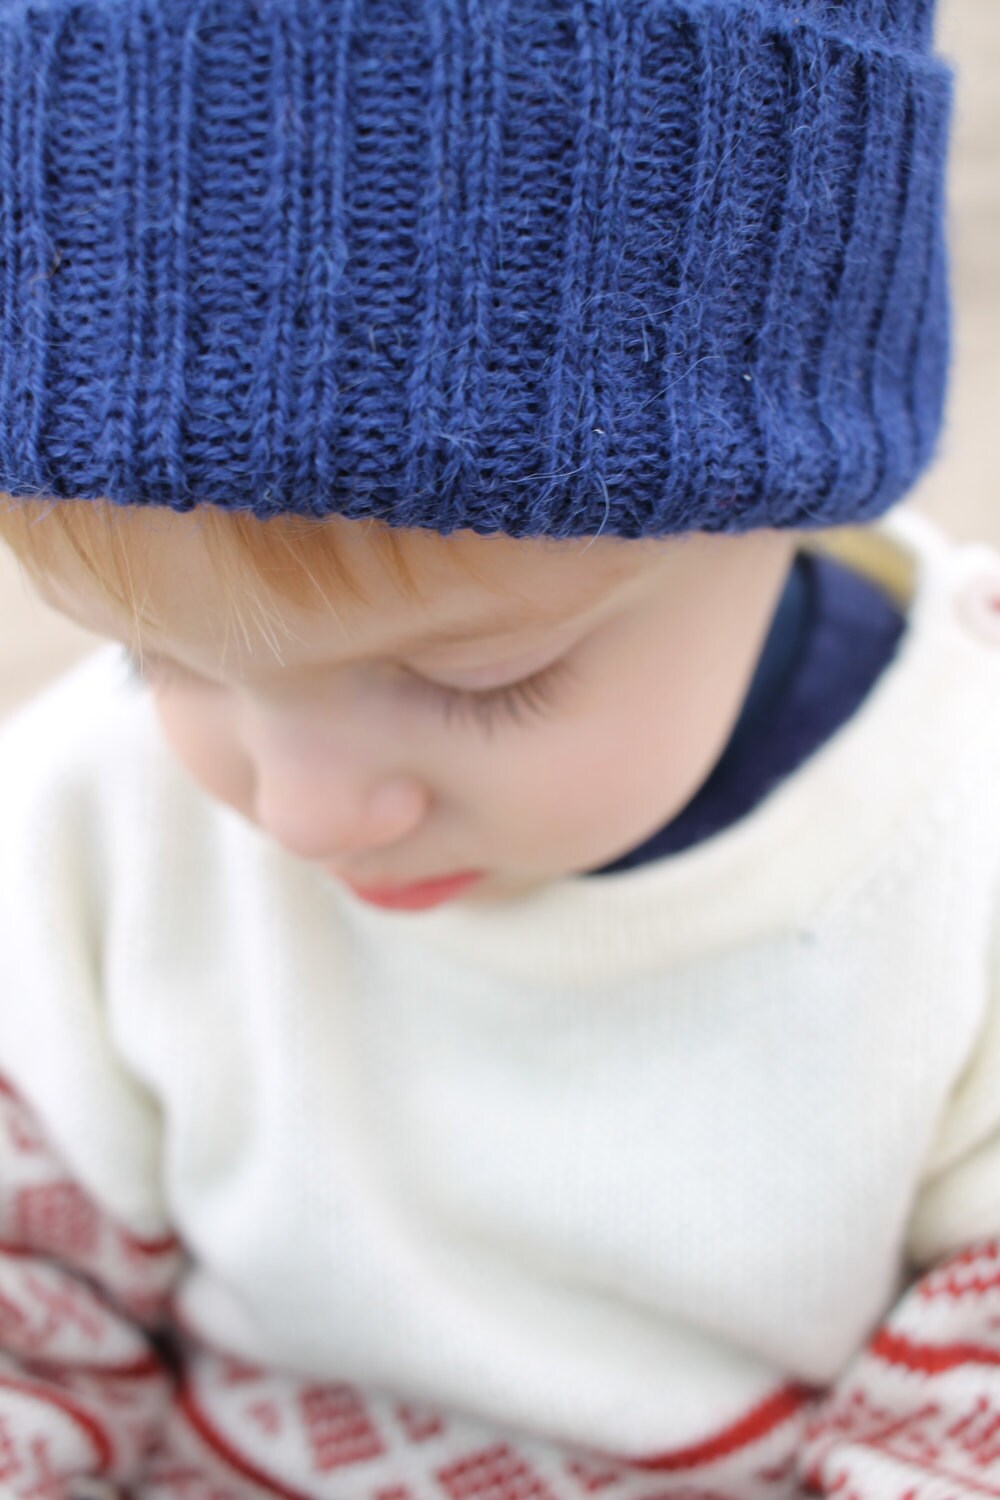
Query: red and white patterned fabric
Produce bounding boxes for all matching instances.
[0,1076,179,1496]
[0,1072,813,1499]
[3,1072,1000,1500]
[799,1243,1000,1499]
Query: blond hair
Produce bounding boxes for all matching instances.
[0,494,493,641]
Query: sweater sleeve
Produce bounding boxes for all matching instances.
[794,873,1000,1499]
[0,659,187,1495]
[903,894,1000,1270]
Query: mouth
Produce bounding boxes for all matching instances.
[336,870,485,911]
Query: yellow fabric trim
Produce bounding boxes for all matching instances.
[799,524,917,612]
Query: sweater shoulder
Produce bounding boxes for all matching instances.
[0,646,180,1235]
[0,642,160,789]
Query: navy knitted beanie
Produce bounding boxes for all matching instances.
[0,0,952,539]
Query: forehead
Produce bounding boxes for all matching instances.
[38,506,663,672]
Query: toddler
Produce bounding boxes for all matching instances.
[0,0,999,1497]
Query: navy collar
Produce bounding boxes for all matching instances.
[587,549,904,874]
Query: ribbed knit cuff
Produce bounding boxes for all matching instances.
[0,0,953,538]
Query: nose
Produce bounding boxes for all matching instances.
[250,758,429,864]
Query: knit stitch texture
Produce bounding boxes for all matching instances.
[0,0,953,537]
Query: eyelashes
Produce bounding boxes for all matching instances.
[120,647,574,733]
[420,658,574,732]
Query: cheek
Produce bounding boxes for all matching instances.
[152,690,253,812]
[553,716,674,821]
[477,671,732,858]
[480,711,669,840]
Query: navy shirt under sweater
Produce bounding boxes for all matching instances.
[587,548,907,875]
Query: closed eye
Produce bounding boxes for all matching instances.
[407,658,576,733]
[121,648,576,734]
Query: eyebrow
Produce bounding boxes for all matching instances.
[392,600,597,652]
[261,596,605,680]
[397,553,649,651]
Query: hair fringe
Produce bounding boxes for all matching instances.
[0,495,490,643]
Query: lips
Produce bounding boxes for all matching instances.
[339,870,484,911]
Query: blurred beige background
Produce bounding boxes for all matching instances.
[1,0,998,722]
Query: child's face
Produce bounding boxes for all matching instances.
[36,510,796,908]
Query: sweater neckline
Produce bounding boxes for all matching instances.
[331,506,987,982]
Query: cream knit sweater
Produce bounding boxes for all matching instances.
[2,504,1000,1499]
